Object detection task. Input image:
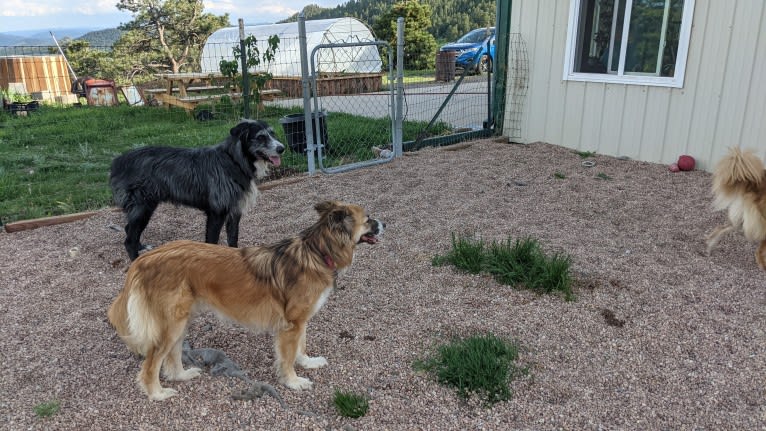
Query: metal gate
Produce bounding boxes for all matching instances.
[295,15,500,175]
[297,15,402,175]
[310,40,397,174]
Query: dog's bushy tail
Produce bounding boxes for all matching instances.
[107,272,159,357]
[713,148,765,190]
[712,148,765,208]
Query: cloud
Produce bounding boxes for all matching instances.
[0,1,64,17]
[204,1,299,17]
[72,0,125,16]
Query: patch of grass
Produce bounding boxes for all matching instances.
[575,150,596,158]
[33,400,60,418]
[596,172,612,180]
[432,233,486,274]
[553,171,566,179]
[485,237,574,300]
[333,390,369,418]
[415,334,526,405]
[433,233,575,300]
[0,104,446,223]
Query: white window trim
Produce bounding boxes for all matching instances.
[563,0,695,88]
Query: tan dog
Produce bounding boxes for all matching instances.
[108,201,384,400]
[706,147,766,270]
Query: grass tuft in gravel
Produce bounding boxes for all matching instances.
[596,172,612,180]
[432,232,485,274]
[433,234,575,300]
[575,150,596,158]
[333,390,369,418]
[33,400,60,418]
[415,334,526,405]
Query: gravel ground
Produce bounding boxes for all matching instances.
[1,139,764,430]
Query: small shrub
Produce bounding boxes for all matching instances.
[554,172,566,179]
[34,400,60,418]
[415,334,526,405]
[333,390,369,418]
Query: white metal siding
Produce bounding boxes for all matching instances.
[503,0,766,171]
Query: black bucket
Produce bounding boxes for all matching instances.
[279,111,329,154]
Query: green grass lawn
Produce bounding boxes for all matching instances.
[0,103,448,224]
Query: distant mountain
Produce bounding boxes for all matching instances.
[78,29,123,48]
[0,28,101,47]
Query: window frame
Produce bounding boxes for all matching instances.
[563,0,696,88]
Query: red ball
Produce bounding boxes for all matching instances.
[677,155,695,171]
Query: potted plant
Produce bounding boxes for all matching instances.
[1,89,39,114]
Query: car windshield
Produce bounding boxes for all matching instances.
[457,28,494,44]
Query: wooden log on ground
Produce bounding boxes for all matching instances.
[4,211,102,233]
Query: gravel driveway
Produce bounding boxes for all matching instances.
[1,139,764,430]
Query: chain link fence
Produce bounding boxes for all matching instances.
[0,15,500,223]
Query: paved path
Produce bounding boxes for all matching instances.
[269,79,491,130]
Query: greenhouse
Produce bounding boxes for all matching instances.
[200,17,383,77]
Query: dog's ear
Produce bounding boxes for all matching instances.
[315,200,339,216]
[316,201,353,231]
[230,121,252,142]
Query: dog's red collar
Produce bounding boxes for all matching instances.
[323,253,336,271]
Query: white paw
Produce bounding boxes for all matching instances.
[149,387,178,401]
[297,355,327,369]
[282,376,313,390]
[172,367,202,381]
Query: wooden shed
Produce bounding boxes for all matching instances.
[0,55,78,104]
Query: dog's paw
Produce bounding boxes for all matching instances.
[297,355,327,369]
[171,367,202,381]
[281,376,313,390]
[149,387,178,401]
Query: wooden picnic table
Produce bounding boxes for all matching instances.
[148,72,281,113]
[155,72,224,97]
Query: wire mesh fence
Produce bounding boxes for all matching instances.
[0,18,500,225]
[504,33,529,141]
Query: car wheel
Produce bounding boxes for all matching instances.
[478,55,492,75]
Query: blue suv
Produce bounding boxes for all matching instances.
[439,27,496,74]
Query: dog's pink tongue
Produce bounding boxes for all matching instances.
[270,156,281,167]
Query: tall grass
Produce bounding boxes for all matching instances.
[433,233,575,300]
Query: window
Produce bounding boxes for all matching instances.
[563,0,695,87]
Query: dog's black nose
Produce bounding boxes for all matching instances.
[277,145,285,154]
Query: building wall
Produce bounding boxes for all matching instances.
[502,0,766,171]
[0,55,73,103]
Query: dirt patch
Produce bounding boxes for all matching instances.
[1,140,764,430]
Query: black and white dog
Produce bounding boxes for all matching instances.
[110,119,285,260]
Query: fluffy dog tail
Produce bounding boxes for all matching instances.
[107,271,159,357]
[712,148,765,206]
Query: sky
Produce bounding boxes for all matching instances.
[0,0,348,33]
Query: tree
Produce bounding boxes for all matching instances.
[373,1,438,70]
[219,34,280,114]
[115,0,229,74]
